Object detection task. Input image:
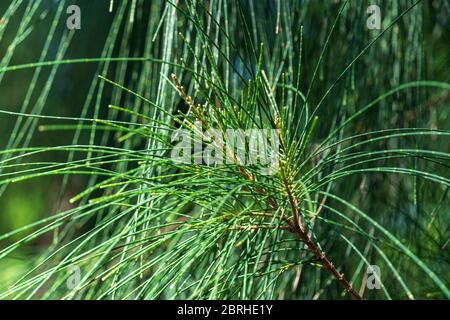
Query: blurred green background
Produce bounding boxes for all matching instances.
[0,0,448,294]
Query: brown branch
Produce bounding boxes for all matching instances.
[240,164,362,299]
[279,174,362,299]
[275,115,362,299]
[263,183,361,298]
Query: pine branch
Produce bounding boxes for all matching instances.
[171,74,362,299]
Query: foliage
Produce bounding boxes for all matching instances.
[0,0,449,299]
